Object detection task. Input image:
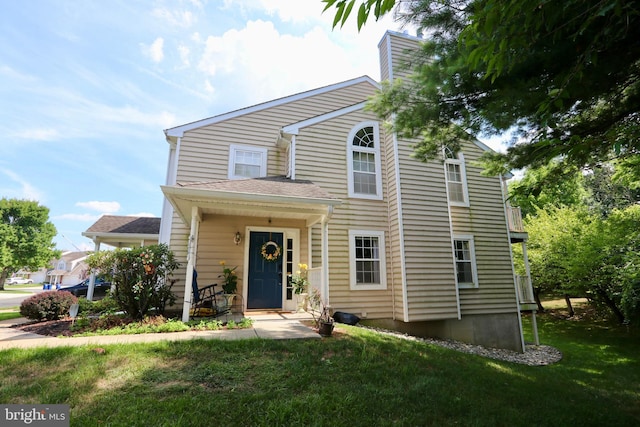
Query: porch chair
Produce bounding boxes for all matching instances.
[190,270,228,317]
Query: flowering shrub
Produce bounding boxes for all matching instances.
[219,261,238,294]
[291,263,308,294]
[87,244,179,319]
[20,290,78,321]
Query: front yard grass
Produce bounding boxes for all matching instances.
[0,308,638,426]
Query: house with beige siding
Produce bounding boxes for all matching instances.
[160,30,533,352]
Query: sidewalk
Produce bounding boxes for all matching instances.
[0,312,319,350]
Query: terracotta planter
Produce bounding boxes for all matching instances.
[318,321,334,337]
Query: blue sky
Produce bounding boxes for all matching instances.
[1,0,503,252]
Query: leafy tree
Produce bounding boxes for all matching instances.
[0,198,59,290]
[323,0,640,176]
[87,244,179,319]
[508,161,588,218]
[524,204,640,323]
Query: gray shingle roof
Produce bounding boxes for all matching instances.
[85,215,161,235]
[177,176,338,200]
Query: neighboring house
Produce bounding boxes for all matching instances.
[160,30,533,352]
[80,215,161,300]
[47,251,89,286]
[83,215,161,251]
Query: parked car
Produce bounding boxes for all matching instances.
[59,278,111,298]
[6,277,34,285]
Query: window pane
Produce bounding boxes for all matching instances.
[234,149,263,178]
[354,236,381,284]
[454,240,473,284]
[353,126,375,148]
[449,182,465,202]
[354,172,377,194]
[235,163,261,178]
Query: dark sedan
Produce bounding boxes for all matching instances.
[59,278,112,299]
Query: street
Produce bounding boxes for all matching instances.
[0,287,43,309]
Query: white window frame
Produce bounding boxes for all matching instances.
[348,229,387,290]
[452,234,478,289]
[347,122,383,200]
[444,150,470,207]
[227,144,268,180]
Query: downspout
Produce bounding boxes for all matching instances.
[181,207,201,322]
[290,135,296,180]
[321,205,334,305]
[445,161,462,320]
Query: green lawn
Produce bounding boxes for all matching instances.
[0,312,638,426]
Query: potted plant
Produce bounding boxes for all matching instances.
[219,261,238,309]
[309,287,334,337]
[291,263,309,312]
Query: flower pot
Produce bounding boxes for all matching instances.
[296,292,308,312]
[318,321,334,337]
[223,293,236,311]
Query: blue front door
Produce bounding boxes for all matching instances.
[247,231,283,309]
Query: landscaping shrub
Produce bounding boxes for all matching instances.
[77,295,120,316]
[87,244,179,319]
[20,290,78,321]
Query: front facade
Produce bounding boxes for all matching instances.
[160,31,528,351]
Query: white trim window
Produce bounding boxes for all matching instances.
[444,147,469,207]
[349,230,387,290]
[453,235,478,288]
[228,144,268,179]
[347,122,383,199]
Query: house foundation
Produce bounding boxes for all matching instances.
[361,312,524,353]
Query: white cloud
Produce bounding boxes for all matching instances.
[75,201,121,213]
[147,37,165,63]
[11,128,60,141]
[0,169,44,201]
[197,20,371,102]
[177,44,191,68]
[152,7,196,28]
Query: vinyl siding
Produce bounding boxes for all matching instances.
[295,110,395,319]
[451,142,518,315]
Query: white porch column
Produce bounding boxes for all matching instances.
[87,239,101,301]
[159,138,179,244]
[181,207,201,322]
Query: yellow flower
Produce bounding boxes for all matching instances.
[219,260,226,266]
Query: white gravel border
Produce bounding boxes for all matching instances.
[359,326,563,366]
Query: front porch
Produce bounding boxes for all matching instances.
[160,176,341,322]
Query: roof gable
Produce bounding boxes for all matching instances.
[165,76,379,139]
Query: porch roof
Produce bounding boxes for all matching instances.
[161,175,341,226]
[82,215,161,247]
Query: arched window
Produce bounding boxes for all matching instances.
[347,122,382,199]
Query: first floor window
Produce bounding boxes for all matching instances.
[349,230,387,290]
[453,236,478,288]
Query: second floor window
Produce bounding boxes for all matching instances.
[228,144,267,179]
[444,147,469,207]
[348,122,382,199]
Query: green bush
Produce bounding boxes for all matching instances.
[76,295,120,316]
[20,291,78,321]
[87,244,179,319]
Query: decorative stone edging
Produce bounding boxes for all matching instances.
[360,326,563,366]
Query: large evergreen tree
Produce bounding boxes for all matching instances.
[324,0,640,177]
[0,198,59,290]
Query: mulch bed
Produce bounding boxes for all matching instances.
[14,319,75,337]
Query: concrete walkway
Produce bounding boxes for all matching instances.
[0,312,319,350]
